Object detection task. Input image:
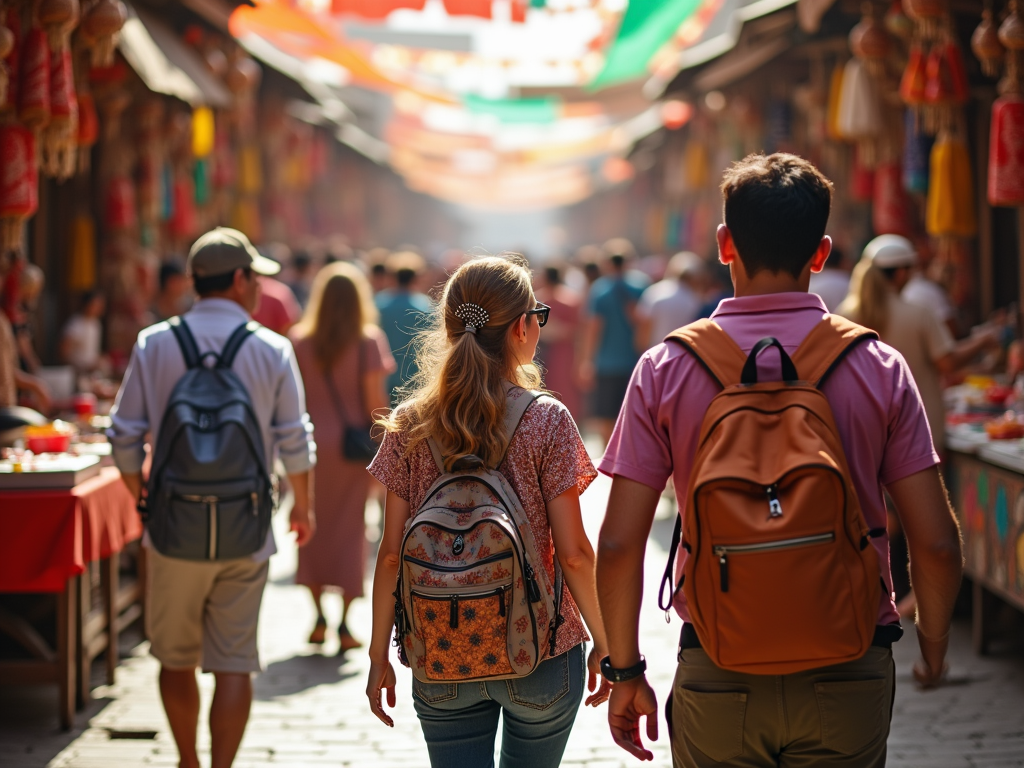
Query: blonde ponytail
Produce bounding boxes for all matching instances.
[381,254,542,469]
[836,256,892,336]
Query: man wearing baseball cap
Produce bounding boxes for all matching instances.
[110,227,316,768]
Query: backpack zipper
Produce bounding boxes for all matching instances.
[403,551,513,572]
[712,532,834,592]
[410,585,511,629]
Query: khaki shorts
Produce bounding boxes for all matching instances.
[670,646,895,767]
[145,546,269,674]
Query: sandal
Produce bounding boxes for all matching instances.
[308,616,328,644]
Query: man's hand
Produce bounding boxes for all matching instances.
[607,676,659,761]
[119,472,144,504]
[289,504,315,546]
[913,631,949,689]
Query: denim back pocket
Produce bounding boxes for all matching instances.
[505,652,570,711]
[412,678,459,705]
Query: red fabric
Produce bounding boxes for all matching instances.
[0,467,142,593]
[252,276,301,335]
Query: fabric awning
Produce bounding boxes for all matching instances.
[118,4,233,108]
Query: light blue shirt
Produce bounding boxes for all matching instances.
[109,298,316,560]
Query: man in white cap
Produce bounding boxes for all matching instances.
[110,227,316,768]
[841,234,999,454]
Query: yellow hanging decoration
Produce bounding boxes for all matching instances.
[926,129,977,238]
[826,63,846,141]
[683,140,709,191]
[192,107,215,158]
[238,144,262,194]
[67,214,97,291]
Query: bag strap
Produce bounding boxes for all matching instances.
[790,315,879,388]
[664,319,747,388]
[426,383,545,474]
[218,321,259,369]
[168,317,201,370]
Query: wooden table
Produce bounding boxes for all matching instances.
[0,467,143,729]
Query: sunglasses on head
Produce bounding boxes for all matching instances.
[525,302,550,327]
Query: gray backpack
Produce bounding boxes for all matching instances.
[142,317,273,560]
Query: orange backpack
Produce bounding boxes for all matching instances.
[659,315,885,674]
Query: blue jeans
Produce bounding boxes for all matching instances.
[412,643,586,768]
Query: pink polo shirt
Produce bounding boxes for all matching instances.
[597,292,940,626]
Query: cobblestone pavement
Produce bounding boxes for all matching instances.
[2,454,1023,767]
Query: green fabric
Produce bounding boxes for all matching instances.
[591,0,704,88]
[464,94,559,124]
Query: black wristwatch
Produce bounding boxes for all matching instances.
[600,655,647,683]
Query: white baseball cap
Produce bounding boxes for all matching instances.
[863,234,917,269]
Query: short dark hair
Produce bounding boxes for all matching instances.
[194,266,250,296]
[721,153,833,278]
[159,260,185,291]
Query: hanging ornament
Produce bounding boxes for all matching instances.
[850,2,891,80]
[826,62,846,140]
[873,161,914,236]
[837,58,883,166]
[973,6,1005,79]
[0,12,14,109]
[80,0,125,68]
[0,123,38,253]
[105,173,136,231]
[17,26,50,133]
[899,40,927,109]
[903,0,945,40]
[67,213,96,291]
[38,0,78,52]
[76,87,98,173]
[192,106,214,158]
[3,8,20,111]
[42,46,77,179]
[97,87,130,141]
[884,0,913,40]
[851,145,876,201]
[926,127,976,238]
[988,95,1024,206]
[902,108,933,193]
[999,0,1024,96]
[194,158,210,206]
[169,171,196,240]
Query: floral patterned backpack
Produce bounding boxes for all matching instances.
[393,386,564,684]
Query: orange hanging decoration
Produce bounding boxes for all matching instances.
[76,87,98,173]
[0,123,39,253]
[873,161,914,236]
[850,2,891,80]
[973,7,1004,79]
[38,0,78,53]
[80,0,125,68]
[899,42,927,106]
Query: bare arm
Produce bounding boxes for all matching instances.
[935,328,998,375]
[363,369,390,420]
[547,486,611,706]
[13,370,51,413]
[596,475,662,760]
[366,489,409,726]
[885,466,964,687]
[288,470,314,546]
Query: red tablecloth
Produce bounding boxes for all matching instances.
[0,467,142,593]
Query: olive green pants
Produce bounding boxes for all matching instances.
[670,646,895,767]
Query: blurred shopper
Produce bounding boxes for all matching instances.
[534,260,584,420]
[152,260,193,323]
[365,254,611,765]
[808,243,851,312]
[366,247,393,294]
[14,263,44,373]
[375,251,432,405]
[903,258,958,337]
[837,235,999,452]
[60,290,106,374]
[252,274,301,336]
[290,262,394,651]
[287,249,316,309]
[0,256,50,412]
[635,251,706,350]
[579,239,649,444]
[109,227,316,768]
[596,154,964,767]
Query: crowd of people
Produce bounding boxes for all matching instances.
[1,150,986,768]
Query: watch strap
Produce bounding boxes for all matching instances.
[600,655,647,683]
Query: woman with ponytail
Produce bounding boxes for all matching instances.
[365,254,611,767]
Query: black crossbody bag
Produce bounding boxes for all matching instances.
[324,340,378,462]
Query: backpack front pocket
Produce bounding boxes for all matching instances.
[411,584,513,680]
[163,478,265,560]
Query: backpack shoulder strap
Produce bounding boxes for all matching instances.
[664,319,747,388]
[168,317,201,370]
[498,385,545,466]
[218,321,260,369]
[791,315,879,388]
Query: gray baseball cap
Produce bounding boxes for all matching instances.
[187,227,281,278]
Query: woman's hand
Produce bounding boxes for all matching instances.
[366,658,398,726]
[585,645,612,707]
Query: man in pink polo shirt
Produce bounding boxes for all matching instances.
[595,153,963,767]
